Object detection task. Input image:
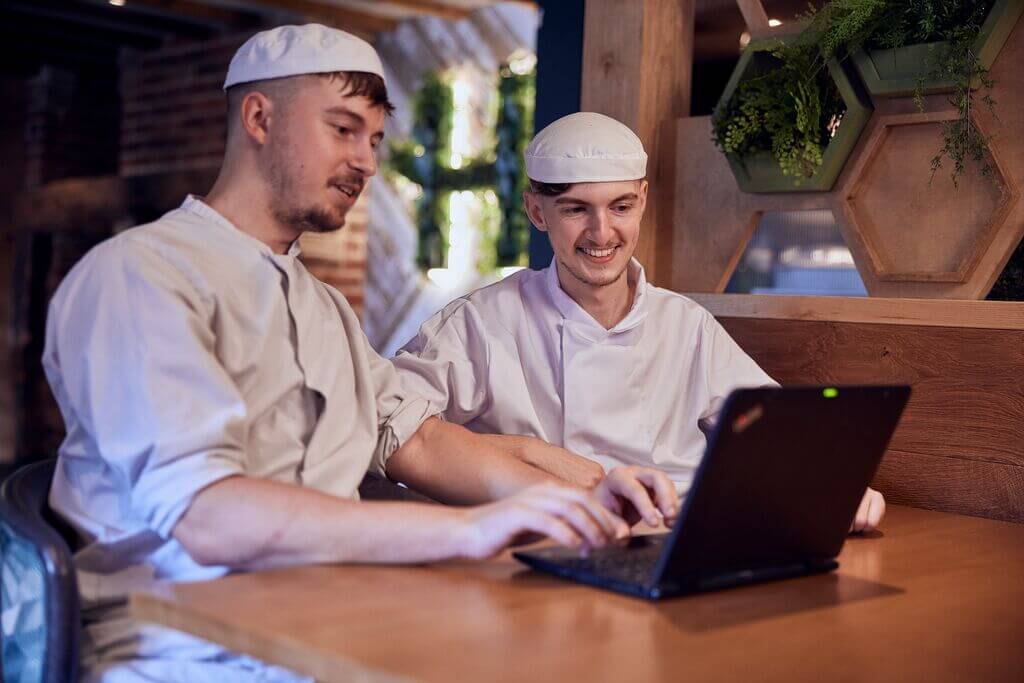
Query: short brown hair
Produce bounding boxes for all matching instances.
[226,71,395,133]
[317,71,395,115]
[528,179,573,196]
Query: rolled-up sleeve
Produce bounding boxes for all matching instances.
[364,344,439,475]
[43,239,246,538]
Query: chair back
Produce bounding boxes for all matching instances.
[0,459,79,683]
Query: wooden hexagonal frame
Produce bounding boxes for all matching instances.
[838,111,1020,289]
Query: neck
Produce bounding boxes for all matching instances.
[205,164,299,255]
[556,261,636,329]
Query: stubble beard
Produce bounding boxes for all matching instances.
[557,254,629,289]
[266,144,349,235]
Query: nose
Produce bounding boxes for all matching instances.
[586,209,615,246]
[349,138,378,178]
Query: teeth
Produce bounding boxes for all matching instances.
[580,247,615,258]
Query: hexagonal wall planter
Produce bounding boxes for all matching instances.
[715,39,873,194]
[851,0,1024,98]
[841,112,1020,288]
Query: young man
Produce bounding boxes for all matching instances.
[392,112,886,533]
[44,30,677,683]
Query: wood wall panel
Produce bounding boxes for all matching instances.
[582,0,695,288]
[875,451,1024,523]
[717,316,1024,521]
[672,116,835,293]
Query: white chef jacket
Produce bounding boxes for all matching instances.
[393,259,777,492]
[43,196,434,682]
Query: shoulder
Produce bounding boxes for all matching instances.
[402,270,532,354]
[643,282,717,327]
[462,268,534,309]
[53,211,213,311]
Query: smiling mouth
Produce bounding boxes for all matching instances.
[577,245,618,260]
[332,182,361,199]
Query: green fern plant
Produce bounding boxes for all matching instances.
[713,39,844,181]
[713,0,999,187]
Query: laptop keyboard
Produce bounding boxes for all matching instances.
[556,536,665,585]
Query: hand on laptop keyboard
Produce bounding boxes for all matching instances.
[593,466,681,529]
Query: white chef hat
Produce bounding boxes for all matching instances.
[224,24,385,91]
[524,112,647,184]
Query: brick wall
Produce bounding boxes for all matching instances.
[120,35,242,177]
[120,33,367,315]
[25,66,119,188]
[297,194,369,315]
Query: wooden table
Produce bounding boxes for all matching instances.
[131,505,1024,682]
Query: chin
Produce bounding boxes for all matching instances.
[566,259,628,288]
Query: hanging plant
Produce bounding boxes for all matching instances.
[806,0,1014,186]
[388,62,536,271]
[494,64,535,267]
[713,38,846,181]
[711,34,871,192]
[712,0,1019,188]
[388,72,454,269]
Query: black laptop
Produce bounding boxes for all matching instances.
[514,385,910,600]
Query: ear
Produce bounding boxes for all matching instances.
[239,91,274,146]
[522,191,548,233]
[637,179,649,216]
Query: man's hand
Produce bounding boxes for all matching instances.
[850,487,885,533]
[592,466,681,528]
[456,481,630,559]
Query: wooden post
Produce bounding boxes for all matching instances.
[581,0,695,288]
[736,0,771,38]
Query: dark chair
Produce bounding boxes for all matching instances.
[0,459,80,683]
[358,472,436,504]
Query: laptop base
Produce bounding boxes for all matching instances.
[514,539,839,601]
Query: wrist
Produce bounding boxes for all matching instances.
[447,506,482,560]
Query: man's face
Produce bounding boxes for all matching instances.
[263,76,385,234]
[524,180,647,289]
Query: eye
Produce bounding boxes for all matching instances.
[614,203,633,212]
[562,207,585,215]
[335,126,353,137]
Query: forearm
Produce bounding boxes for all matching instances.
[174,475,469,570]
[385,418,557,505]
[497,435,605,488]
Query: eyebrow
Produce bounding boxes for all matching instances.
[553,193,639,205]
[324,106,365,124]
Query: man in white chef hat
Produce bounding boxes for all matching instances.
[43,30,679,683]
[393,111,886,533]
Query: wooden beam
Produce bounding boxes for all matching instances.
[371,0,470,21]
[249,0,399,35]
[81,0,258,30]
[685,293,1024,330]
[735,0,771,38]
[581,0,696,288]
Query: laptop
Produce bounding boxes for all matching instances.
[514,385,910,600]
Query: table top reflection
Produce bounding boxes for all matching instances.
[131,505,1024,682]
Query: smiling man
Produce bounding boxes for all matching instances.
[43,32,677,683]
[392,112,885,532]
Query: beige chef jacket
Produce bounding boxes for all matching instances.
[43,196,434,682]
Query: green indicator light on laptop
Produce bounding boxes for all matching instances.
[823,387,839,399]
